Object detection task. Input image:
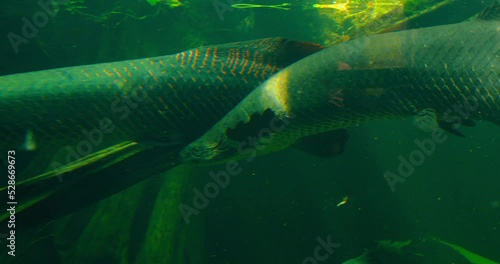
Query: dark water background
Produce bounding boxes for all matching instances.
[0,0,498,263]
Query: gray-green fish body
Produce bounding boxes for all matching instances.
[181,1,500,163]
[0,38,324,225]
[1,38,322,156]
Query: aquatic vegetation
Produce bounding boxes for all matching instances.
[433,238,499,264]
[342,251,373,264]
[376,239,413,255]
[314,0,454,45]
[232,3,292,10]
[404,0,438,16]
[313,0,403,30]
[146,0,182,8]
[237,13,256,33]
[206,0,452,46]
[57,0,171,26]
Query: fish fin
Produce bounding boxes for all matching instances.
[438,117,475,138]
[265,38,325,68]
[460,118,476,127]
[292,129,349,158]
[29,141,146,183]
[441,113,475,137]
[0,141,153,225]
[438,120,465,138]
[7,146,180,228]
[185,38,324,72]
[414,108,475,138]
[413,108,440,133]
[1,149,54,182]
[475,0,500,20]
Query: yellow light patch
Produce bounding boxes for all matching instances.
[22,129,36,151]
[262,69,291,115]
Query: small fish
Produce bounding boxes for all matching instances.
[337,196,349,207]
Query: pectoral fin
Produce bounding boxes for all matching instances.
[292,129,349,158]
[438,118,476,138]
[0,141,179,227]
[413,108,476,138]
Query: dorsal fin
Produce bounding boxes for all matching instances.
[175,38,324,76]
[476,0,500,20]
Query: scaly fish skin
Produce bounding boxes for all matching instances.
[0,38,324,225]
[181,5,500,163]
[0,38,322,173]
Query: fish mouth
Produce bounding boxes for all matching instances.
[180,134,230,163]
[180,108,283,163]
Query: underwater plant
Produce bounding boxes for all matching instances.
[146,0,182,8]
